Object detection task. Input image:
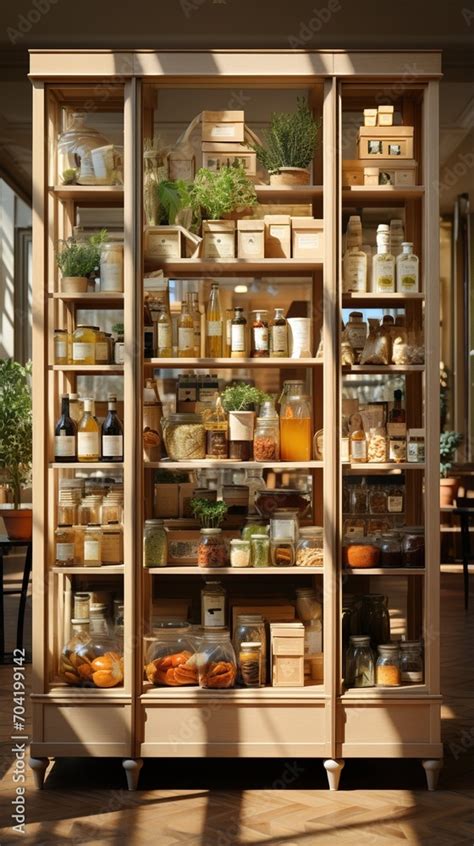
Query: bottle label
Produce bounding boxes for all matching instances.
[207,320,223,337]
[344,253,367,292]
[73,342,95,361]
[271,324,288,354]
[157,324,171,350]
[114,342,125,364]
[388,495,403,513]
[56,542,74,561]
[398,257,418,291]
[55,434,76,458]
[84,539,101,562]
[95,342,109,362]
[253,326,268,352]
[401,670,423,683]
[178,327,194,351]
[231,324,245,352]
[374,256,395,291]
[55,340,67,360]
[77,431,99,458]
[351,439,367,460]
[102,434,123,457]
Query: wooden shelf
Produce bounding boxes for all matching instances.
[342,186,425,202]
[51,566,124,575]
[343,364,424,374]
[50,364,124,373]
[341,684,431,700]
[141,683,326,701]
[254,184,323,200]
[346,462,425,472]
[145,566,324,575]
[50,462,124,470]
[50,292,124,305]
[342,292,424,307]
[147,258,322,275]
[343,568,425,576]
[146,459,323,470]
[145,357,322,369]
[50,185,124,202]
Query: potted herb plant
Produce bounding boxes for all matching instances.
[56,229,107,294]
[143,137,168,226]
[191,163,257,221]
[190,497,228,529]
[0,360,33,539]
[440,431,463,507]
[191,498,229,568]
[221,384,269,461]
[251,98,320,186]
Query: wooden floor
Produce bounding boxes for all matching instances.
[0,571,473,846]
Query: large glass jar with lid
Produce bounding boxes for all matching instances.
[233,614,267,684]
[345,635,375,688]
[198,528,227,567]
[143,519,167,568]
[144,622,198,686]
[161,413,206,460]
[197,628,237,689]
[72,325,96,365]
[376,643,401,687]
[60,597,123,688]
[279,380,312,462]
[241,516,268,542]
[401,527,425,568]
[296,526,324,567]
[380,532,403,567]
[57,112,110,185]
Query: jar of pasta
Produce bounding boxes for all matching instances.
[367,427,388,463]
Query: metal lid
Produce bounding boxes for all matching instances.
[240,641,262,648]
[377,643,400,652]
[349,635,370,645]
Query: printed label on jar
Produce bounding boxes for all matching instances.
[351,439,367,460]
[202,600,225,627]
[77,431,99,457]
[56,542,74,561]
[55,434,76,457]
[95,342,109,362]
[178,327,194,351]
[157,324,172,350]
[207,320,223,337]
[206,429,227,458]
[271,324,287,354]
[401,670,423,683]
[388,495,403,513]
[84,540,101,562]
[54,340,67,360]
[231,324,245,352]
[102,434,123,457]
[253,326,268,352]
[73,342,94,361]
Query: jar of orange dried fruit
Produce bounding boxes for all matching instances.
[144,622,198,687]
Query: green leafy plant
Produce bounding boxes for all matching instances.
[440,431,463,478]
[251,98,320,173]
[221,384,270,412]
[56,230,108,278]
[157,179,193,225]
[0,360,32,508]
[190,163,257,220]
[190,497,228,528]
[112,322,124,338]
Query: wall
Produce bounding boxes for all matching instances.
[0,179,31,358]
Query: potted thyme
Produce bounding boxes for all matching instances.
[251,98,320,186]
[56,229,107,293]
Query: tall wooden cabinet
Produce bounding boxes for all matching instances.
[29,49,443,792]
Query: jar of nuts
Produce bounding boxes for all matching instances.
[367,427,388,463]
[253,416,279,462]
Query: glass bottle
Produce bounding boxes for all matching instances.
[269,308,288,357]
[345,312,367,363]
[72,325,96,365]
[372,224,395,293]
[389,389,406,423]
[54,394,77,462]
[77,398,100,462]
[224,307,234,357]
[345,635,375,688]
[343,246,367,293]
[400,641,423,684]
[251,310,269,358]
[206,282,223,358]
[55,524,76,566]
[204,396,228,459]
[396,241,419,293]
[350,429,367,463]
[230,307,247,359]
[188,291,202,357]
[178,300,194,358]
[54,328,68,364]
[83,524,103,566]
[144,298,156,358]
[201,580,226,627]
[101,394,124,462]
[143,519,167,568]
[157,300,172,358]
[279,380,312,462]
[376,643,401,687]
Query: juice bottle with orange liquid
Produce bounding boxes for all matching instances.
[279,380,313,462]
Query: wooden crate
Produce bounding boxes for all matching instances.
[202,142,256,176]
[202,110,245,143]
[357,125,414,159]
[342,158,418,187]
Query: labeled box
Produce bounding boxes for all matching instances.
[342,158,418,188]
[144,226,181,260]
[264,214,291,259]
[363,108,378,127]
[291,217,324,260]
[378,104,395,126]
[270,622,305,687]
[358,126,414,159]
[202,142,256,176]
[237,218,265,259]
[202,219,236,259]
[202,110,245,143]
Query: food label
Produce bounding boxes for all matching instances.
[374,256,395,292]
[77,431,99,457]
[95,342,109,362]
[388,495,404,513]
[346,324,367,352]
[207,320,222,337]
[408,442,424,462]
[271,324,288,355]
[178,327,194,352]
[204,233,234,258]
[241,234,261,255]
[56,542,74,561]
[102,434,123,457]
[351,439,367,460]
[54,340,67,360]
[296,233,320,250]
[84,539,101,562]
[231,324,245,352]
[157,324,172,350]
[55,434,75,458]
[398,257,418,292]
[206,429,228,458]
[210,124,236,138]
[73,342,95,361]
[253,326,268,352]
[344,253,367,292]
[202,599,225,627]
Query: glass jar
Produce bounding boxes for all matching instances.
[72,325,96,364]
[78,495,103,526]
[58,494,77,527]
[143,519,167,568]
[250,533,270,567]
[270,510,299,543]
[407,429,425,463]
[83,524,102,566]
[161,413,206,461]
[101,525,124,565]
[400,641,423,684]
[61,601,123,688]
[239,642,263,687]
[279,381,312,462]
[270,538,295,567]
[343,538,380,569]
[363,594,390,648]
[242,518,268,543]
[73,592,91,620]
[350,483,368,514]
[57,112,110,184]
[94,328,109,363]
[144,622,198,686]
[401,527,425,568]
[376,643,401,687]
[253,416,279,462]
[102,492,124,525]
[54,328,69,364]
[230,538,251,568]
[55,525,76,566]
[367,427,388,463]
[100,242,124,292]
[345,635,375,688]
[368,486,388,514]
[387,484,404,514]
[233,614,267,684]
[389,434,407,463]
[345,312,367,363]
[197,629,237,689]
[350,429,367,463]
[296,526,324,567]
[380,532,402,567]
[198,528,227,568]
[201,580,226,627]
[244,469,266,515]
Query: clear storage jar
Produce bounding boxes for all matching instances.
[376,643,401,687]
[161,413,206,460]
[380,532,402,567]
[296,526,324,567]
[270,538,295,567]
[144,622,198,686]
[55,525,76,566]
[198,528,227,568]
[250,533,270,567]
[54,328,69,364]
[83,524,102,566]
[367,427,388,463]
[100,242,124,292]
[72,325,96,364]
[345,635,375,688]
[239,642,263,687]
[400,641,423,684]
[60,602,123,688]
[143,519,167,568]
[362,594,390,647]
[230,539,251,568]
[253,416,279,462]
[197,628,237,689]
[234,614,267,685]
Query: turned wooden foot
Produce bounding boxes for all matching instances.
[29,757,49,789]
[422,758,442,791]
[324,758,345,791]
[122,758,143,791]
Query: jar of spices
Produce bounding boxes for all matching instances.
[376,643,401,687]
[54,328,69,364]
[58,493,78,526]
[400,641,423,684]
[198,528,227,568]
[73,591,91,620]
[350,483,368,514]
[251,310,269,358]
[253,416,279,462]
[380,532,402,567]
[350,429,367,463]
[78,495,103,526]
[401,527,425,568]
[387,484,404,514]
[368,485,388,514]
[251,533,270,567]
[271,538,295,567]
[83,525,103,567]
[101,525,124,565]
[72,325,96,365]
[407,429,425,463]
[143,519,167,568]
[345,635,375,688]
[234,614,267,684]
[55,525,76,566]
[230,538,251,568]
[239,642,263,687]
[296,526,324,567]
[201,580,226,627]
[367,427,388,463]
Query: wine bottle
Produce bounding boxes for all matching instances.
[178,300,194,358]
[77,398,100,462]
[101,394,124,462]
[54,394,77,462]
[206,282,223,358]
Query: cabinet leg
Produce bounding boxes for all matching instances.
[422,758,442,791]
[122,758,143,791]
[323,758,345,791]
[29,757,49,790]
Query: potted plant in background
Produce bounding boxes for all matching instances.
[440,430,463,507]
[56,229,107,293]
[0,360,33,540]
[221,383,269,461]
[251,98,320,186]
[191,163,258,222]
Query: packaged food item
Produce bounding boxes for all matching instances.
[145,622,198,686]
[143,519,167,568]
[367,427,388,463]
[254,416,279,461]
[251,533,270,567]
[161,413,206,460]
[239,642,263,687]
[270,538,295,567]
[344,312,367,363]
[233,614,267,684]
[198,629,237,689]
[230,539,251,568]
[391,320,409,365]
[407,429,425,463]
[368,486,388,514]
[360,319,390,365]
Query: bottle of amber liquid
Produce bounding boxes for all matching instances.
[205,397,228,459]
[231,307,247,359]
[251,310,269,358]
[157,300,172,358]
[178,300,194,358]
[269,308,288,357]
[206,282,223,358]
[389,389,406,423]
[77,398,100,462]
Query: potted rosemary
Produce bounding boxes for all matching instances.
[251,98,320,186]
[0,360,33,539]
[56,230,107,293]
[191,497,229,568]
[440,431,463,507]
[221,384,269,461]
[191,163,257,258]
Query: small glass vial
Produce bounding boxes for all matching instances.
[251,310,269,358]
[351,429,367,463]
[83,524,103,567]
[396,242,419,293]
[54,329,69,364]
[143,519,167,568]
[250,533,270,567]
[400,641,423,684]
[270,538,295,567]
[269,308,288,357]
[376,643,401,687]
[407,429,425,463]
[55,525,76,566]
[230,539,251,568]
[239,641,263,688]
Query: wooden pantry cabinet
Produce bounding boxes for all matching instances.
[29,49,442,792]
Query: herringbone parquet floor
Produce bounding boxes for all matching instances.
[0,572,473,846]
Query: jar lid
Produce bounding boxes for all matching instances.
[152,621,190,633]
[201,628,231,641]
[164,413,203,423]
[251,534,269,539]
[299,526,323,537]
[400,640,422,650]
[349,635,370,645]
[408,428,425,437]
[236,614,264,623]
[54,328,67,333]
[75,324,95,329]
[240,641,261,648]
[57,523,73,528]
[230,538,250,546]
[71,617,89,625]
[200,528,222,535]
[377,643,400,653]
[145,519,164,525]
[348,311,364,320]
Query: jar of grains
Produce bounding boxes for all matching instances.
[143,519,167,568]
[296,526,324,567]
[376,643,401,687]
[198,528,227,567]
[253,416,280,462]
[230,539,251,568]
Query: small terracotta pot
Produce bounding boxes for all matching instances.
[1,507,32,540]
[440,477,459,508]
[269,167,311,186]
[61,276,89,294]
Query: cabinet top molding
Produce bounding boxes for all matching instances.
[29,49,442,81]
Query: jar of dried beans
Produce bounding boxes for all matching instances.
[198,528,227,568]
[253,416,279,462]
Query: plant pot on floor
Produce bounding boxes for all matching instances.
[1,506,32,540]
[269,167,311,186]
[60,276,89,294]
[440,477,459,508]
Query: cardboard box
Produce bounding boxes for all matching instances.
[358,126,414,159]
[144,226,181,260]
[202,219,236,259]
[342,158,418,188]
[237,218,265,259]
[291,216,324,260]
[202,142,256,176]
[363,166,380,186]
[378,104,395,126]
[270,622,305,687]
[202,111,245,143]
[179,482,197,518]
[363,108,378,127]
[264,214,291,259]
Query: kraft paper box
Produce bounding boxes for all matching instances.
[291,217,324,260]
[202,110,245,143]
[202,219,236,259]
[270,622,305,687]
[264,214,291,258]
[237,218,265,259]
